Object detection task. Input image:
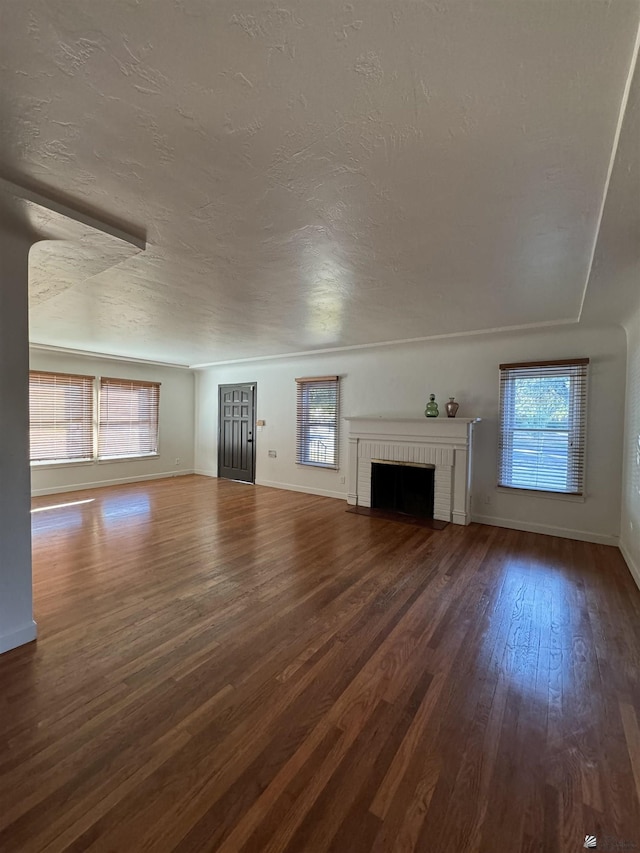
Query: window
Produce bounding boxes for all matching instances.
[296,376,340,468]
[99,378,160,459]
[29,371,94,463]
[498,359,589,495]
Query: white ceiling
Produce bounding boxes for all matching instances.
[1,1,639,366]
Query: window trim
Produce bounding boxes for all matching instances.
[495,486,585,503]
[29,372,161,466]
[497,358,589,496]
[98,377,161,461]
[295,375,340,470]
[28,370,95,464]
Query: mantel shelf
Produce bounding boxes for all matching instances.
[344,416,481,424]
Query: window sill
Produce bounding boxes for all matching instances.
[31,454,160,469]
[496,486,585,503]
[296,462,339,470]
[31,459,93,470]
[98,454,159,464]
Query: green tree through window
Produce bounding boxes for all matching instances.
[498,360,588,494]
[295,377,340,468]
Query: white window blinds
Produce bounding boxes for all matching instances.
[98,377,160,459]
[29,371,94,462]
[498,359,589,495]
[295,376,340,469]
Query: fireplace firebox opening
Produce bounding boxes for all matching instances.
[370,460,435,519]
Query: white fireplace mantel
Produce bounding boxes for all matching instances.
[344,416,481,525]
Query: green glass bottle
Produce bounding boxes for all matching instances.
[425,394,439,417]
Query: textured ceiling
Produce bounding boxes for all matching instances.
[1,1,639,366]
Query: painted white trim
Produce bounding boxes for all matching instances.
[29,343,190,370]
[194,469,217,478]
[189,320,577,369]
[471,513,618,546]
[452,511,469,525]
[31,469,194,497]
[496,486,585,504]
[0,620,37,655]
[620,540,640,591]
[256,479,346,501]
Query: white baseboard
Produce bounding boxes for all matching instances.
[31,470,194,497]
[194,469,217,478]
[256,479,346,501]
[471,513,619,547]
[0,620,37,655]
[620,539,640,591]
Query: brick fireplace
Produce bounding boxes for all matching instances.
[345,416,480,525]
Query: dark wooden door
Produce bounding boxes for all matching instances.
[218,383,256,483]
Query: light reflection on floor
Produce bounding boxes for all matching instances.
[31,508,84,533]
[101,494,151,526]
[31,498,95,514]
[473,550,583,705]
[30,492,151,535]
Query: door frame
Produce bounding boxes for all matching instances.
[217,382,257,484]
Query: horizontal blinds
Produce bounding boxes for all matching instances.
[29,371,94,462]
[296,376,339,469]
[98,377,160,459]
[498,360,589,495]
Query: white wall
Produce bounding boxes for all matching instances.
[195,324,626,545]
[621,305,640,585]
[0,228,37,654]
[30,351,195,496]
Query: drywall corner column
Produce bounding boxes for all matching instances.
[0,226,37,654]
[621,305,640,588]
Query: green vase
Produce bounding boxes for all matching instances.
[425,394,439,417]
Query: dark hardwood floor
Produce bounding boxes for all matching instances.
[0,474,639,852]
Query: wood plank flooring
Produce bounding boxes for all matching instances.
[1,474,639,852]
